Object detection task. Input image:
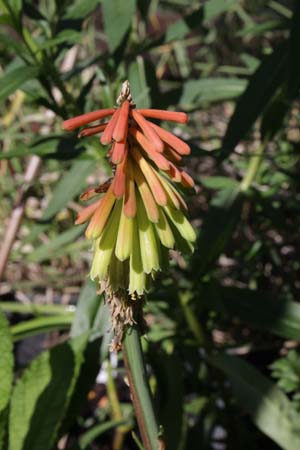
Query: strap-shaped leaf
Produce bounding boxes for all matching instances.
[212,353,300,450]
[129,58,151,108]
[70,279,100,338]
[288,1,300,98]
[9,333,88,450]
[180,78,246,109]
[28,225,85,263]
[41,160,94,221]
[102,0,136,53]
[0,308,13,449]
[10,315,74,342]
[3,0,22,21]
[192,188,243,276]
[64,0,99,19]
[0,66,39,102]
[222,43,287,159]
[0,309,13,413]
[209,284,300,340]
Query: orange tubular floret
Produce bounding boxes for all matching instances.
[148,122,191,155]
[155,172,182,210]
[168,180,188,210]
[138,109,187,124]
[164,146,183,163]
[63,108,115,131]
[131,147,167,206]
[124,158,136,218]
[111,141,126,164]
[131,110,164,152]
[86,186,115,239]
[113,100,130,142]
[180,170,195,188]
[100,109,120,145]
[133,163,159,223]
[113,149,128,198]
[80,187,99,201]
[166,162,182,182]
[78,123,107,138]
[129,128,170,171]
[75,199,102,224]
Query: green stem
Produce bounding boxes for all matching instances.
[122,326,161,450]
[240,143,265,192]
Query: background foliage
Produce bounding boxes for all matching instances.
[1,0,300,449]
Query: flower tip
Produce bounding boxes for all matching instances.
[62,120,74,131]
[75,212,86,225]
[180,112,188,124]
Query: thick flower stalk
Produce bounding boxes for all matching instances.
[63,81,195,300]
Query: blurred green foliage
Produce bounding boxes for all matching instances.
[1,0,300,449]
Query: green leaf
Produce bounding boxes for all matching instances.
[0,136,86,161]
[151,352,184,450]
[102,0,136,52]
[0,13,14,26]
[199,176,239,190]
[179,78,246,109]
[79,419,130,449]
[237,19,283,38]
[58,339,103,438]
[28,225,85,263]
[41,160,95,221]
[209,284,300,340]
[222,44,287,158]
[0,301,73,316]
[11,315,74,342]
[0,309,13,413]
[128,57,151,108]
[0,140,55,160]
[203,0,238,22]
[0,66,39,102]
[164,5,203,42]
[59,290,111,436]
[0,409,8,450]
[0,30,28,57]
[0,309,13,446]
[260,89,289,139]
[70,279,99,338]
[90,301,112,345]
[64,0,99,19]
[61,296,112,437]
[3,0,22,20]
[288,0,300,98]
[192,188,243,276]
[23,1,45,20]
[212,353,300,450]
[9,333,88,450]
[38,30,82,51]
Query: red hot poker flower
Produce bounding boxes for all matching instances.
[63,81,196,296]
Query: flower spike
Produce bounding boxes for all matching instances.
[63,80,196,298]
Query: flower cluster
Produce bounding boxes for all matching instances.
[63,81,196,296]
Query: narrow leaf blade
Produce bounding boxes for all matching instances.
[102,0,136,52]
[0,309,13,413]
[9,334,88,450]
[222,44,287,158]
[212,353,300,450]
[0,66,39,102]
